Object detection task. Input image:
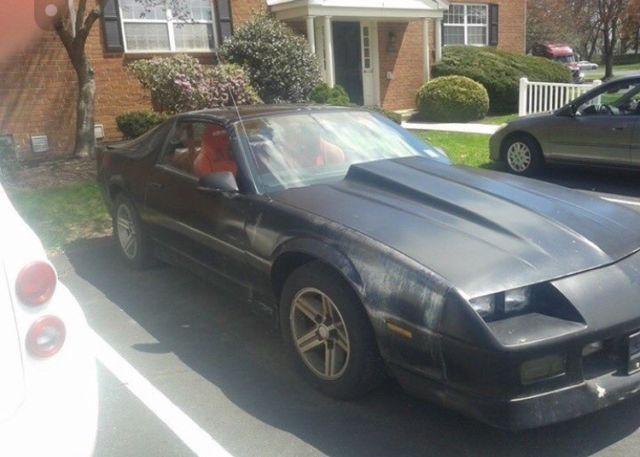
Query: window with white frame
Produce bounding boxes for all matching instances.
[119,0,216,52]
[443,4,488,46]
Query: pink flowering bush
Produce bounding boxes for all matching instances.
[129,55,260,113]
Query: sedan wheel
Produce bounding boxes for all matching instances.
[507,142,532,173]
[503,135,543,176]
[280,261,385,399]
[290,288,350,380]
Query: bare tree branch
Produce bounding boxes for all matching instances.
[76,0,88,34]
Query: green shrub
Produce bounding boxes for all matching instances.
[311,84,350,106]
[128,55,260,113]
[366,106,402,124]
[433,46,571,114]
[116,111,169,139]
[416,76,489,122]
[219,12,321,103]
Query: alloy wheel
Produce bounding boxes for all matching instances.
[116,204,138,260]
[507,141,532,173]
[290,287,350,380]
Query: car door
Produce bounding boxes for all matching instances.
[545,80,640,166]
[144,118,250,285]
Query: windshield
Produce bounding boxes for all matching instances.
[236,111,447,192]
[554,55,576,64]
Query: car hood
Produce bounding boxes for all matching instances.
[272,157,640,298]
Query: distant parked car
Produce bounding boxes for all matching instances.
[532,43,585,83]
[491,75,640,175]
[0,184,97,456]
[578,60,599,71]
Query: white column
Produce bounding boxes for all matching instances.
[323,16,335,87]
[435,18,442,62]
[422,18,430,82]
[306,16,316,55]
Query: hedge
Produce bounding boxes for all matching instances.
[433,46,572,114]
[116,111,169,139]
[416,76,489,122]
[311,84,350,106]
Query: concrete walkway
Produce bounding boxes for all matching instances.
[402,121,500,135]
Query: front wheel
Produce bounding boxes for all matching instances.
[280,262,385,400]
[113,194,154,269]
[503,135,544,176]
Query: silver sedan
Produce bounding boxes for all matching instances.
[490,75,640,175]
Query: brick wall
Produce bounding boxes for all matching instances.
[231,0,265,25]
[0,0,259,159]
[447,0,527,54]
[378,21,432,111]
[379,0,526,111]
[492,0,527,54]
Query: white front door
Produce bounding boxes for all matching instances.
[360,21,379,106]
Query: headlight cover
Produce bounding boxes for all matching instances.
[470,287,532,320]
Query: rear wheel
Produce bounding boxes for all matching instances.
[113,194,154,269]
[280,262,385,399]
[503,135,544,176]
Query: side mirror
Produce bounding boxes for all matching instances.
[197,172,239,194]
[557,104,577,117]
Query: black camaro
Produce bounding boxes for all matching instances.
[98,105,640,429]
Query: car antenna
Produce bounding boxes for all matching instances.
[216,52,256,160]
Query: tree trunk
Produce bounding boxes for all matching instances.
[73,56,96,158]
[603,22,614,79]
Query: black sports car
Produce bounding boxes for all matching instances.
[98,105,640,429]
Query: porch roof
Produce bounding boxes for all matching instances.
[266,0,449,20]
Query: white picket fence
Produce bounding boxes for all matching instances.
[518,77,602,116]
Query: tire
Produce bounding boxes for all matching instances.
[112,193,154,269]
[280,261,385,400]
[502,134,544,176]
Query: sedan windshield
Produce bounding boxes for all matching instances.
[236,110,446,192]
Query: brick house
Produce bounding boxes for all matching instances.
[0,0,526,158]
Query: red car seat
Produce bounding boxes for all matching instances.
[193,126,239,178]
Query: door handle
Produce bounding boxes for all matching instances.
[612,126,625,131]
[148,182,164,190]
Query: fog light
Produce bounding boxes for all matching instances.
[521,355,565,385]
[582,341,603,357]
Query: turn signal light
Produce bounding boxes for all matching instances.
[26,316,66,358]
[15,261,57,306]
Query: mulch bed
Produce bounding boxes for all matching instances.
[2,157,97,193]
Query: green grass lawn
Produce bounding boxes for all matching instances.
[479,114,518,125]
[9,181,111,252]
[416,131,493,168]
[584,62,640,81]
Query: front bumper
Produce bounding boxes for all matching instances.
[489,128,506,162]
[392,361,640,429]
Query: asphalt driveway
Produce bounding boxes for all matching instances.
[55,167,640,457]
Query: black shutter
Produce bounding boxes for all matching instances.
[489,4,499,47]
[102,0,124,53]
[215,0,234,43]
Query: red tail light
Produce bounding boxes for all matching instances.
[26,316,66,358]
[15,261,57,306]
